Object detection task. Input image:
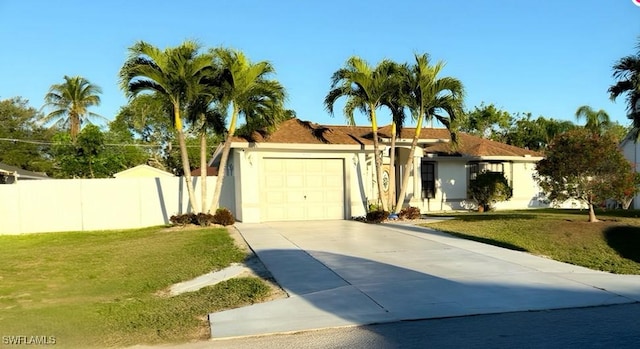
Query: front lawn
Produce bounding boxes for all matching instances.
[0,226,272,348]
[425,209,640,274]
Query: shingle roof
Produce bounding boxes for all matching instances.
[423,133,542,157]
[232,118,372,145]
[0,162,49,180]
[232,118,541,157]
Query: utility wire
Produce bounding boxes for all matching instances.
[0,137,205,148]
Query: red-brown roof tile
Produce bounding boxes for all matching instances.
[232,118,541,157]
[231,118,372,145]
[423,133,542,157]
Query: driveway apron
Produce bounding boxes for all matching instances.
[209,220,640,338]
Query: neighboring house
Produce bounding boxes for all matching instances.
[212,118,545,223]
[113,164,175,178]
[621,131,640,209]
[0,162,49,184]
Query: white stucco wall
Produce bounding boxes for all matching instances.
[234,148,372,223]
[494,161,545,210]
[396,156,546,212]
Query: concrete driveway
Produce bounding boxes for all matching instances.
[209,220,640,338]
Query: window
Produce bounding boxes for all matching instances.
[468,162,504,181]
[421,161,436,199]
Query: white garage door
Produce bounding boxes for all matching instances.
[262,158,345,221]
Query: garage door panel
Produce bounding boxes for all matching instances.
[286,175,305,187]
[262,158,345,221]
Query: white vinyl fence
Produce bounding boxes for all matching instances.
[0,176,235,235]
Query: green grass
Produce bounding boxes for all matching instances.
[425,209,640,275]
[0,226,272,348]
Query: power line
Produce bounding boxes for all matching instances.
[0,137,205,148]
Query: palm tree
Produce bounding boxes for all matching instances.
[609,38,640,139]
[187,96,226,214]
[119,40,214,212]
[575,105,610,135]
[208,48,286,213]
[394,53,464,213]
[381,71,408,210]
[42,75,103,142]
[325,57,402,212]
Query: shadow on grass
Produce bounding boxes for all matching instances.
[537,208,640,219]
[434,213,538,222]
[605,225,640,263]
[426,229,528,252]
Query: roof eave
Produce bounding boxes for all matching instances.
[230,142,375,151]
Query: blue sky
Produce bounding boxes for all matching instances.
[1,0,639,129]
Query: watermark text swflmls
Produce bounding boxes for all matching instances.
[2,336,56,345]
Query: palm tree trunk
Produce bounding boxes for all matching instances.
[174,107,199,213]
[371,109,388,212]
[70,112,79,143]
[200,127,207,214]
[209,106,238,213]
[389,122,397,210]
[394,115,424,213]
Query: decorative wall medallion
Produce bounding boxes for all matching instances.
[382,170,390,192]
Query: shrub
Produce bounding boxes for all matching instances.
[468,171,513,212]
[196,213,215,226]
[170,213,196,226]
[366,210,389,223]
[399,206,421,220]
[213,207,235,226]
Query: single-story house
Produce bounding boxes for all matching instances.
[113,164,175,178]
[621,131,640,209]
[0,162,49,184]
[212,118,546,223]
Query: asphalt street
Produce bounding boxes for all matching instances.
[136,303,640,349]
[214,303,640,349]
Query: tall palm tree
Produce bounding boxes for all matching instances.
[381,71,408,210]
[574,105,610,135]
[609,38,640,140]
[325,57,402,212]
[394,53,464,213]
[187,95,226,214]
[119,40,214,212]
[208,48,286,213]
[42,75,102,142]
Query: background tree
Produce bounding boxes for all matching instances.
[535,129,634,222]
[609,37,640,137]
[50,125,146,178]
[0,97,55,173]
[611,171,640,210]
[468,171,513,212]
[325,57,400,212]
[41,75,103,143]
[110,94,175,170]
[601,121,631,144]
[460,103,511,139]
[504,114,576,151]
[119,40,214,212]
[574,105,610,135]
[208,48,287,213]
[394,53,464,213]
